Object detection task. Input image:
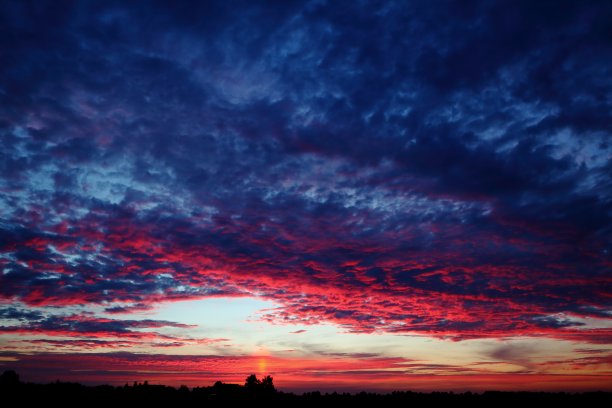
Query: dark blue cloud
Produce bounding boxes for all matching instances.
[0,306,44,321]
[0,305,192,338]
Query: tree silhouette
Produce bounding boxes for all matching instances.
[244,374,260,389]
[243,374,275,396]
[260,375,275,393]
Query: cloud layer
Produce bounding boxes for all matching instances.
[1,0,611,351]
[2,351,611,392]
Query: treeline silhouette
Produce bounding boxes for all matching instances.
[1,370,610,406]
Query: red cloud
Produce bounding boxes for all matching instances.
[1,185,610,344]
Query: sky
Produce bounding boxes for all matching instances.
[0,0,611,392]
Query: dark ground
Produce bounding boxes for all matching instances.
[1,371,610,406]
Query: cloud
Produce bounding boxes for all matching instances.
[0,312,191,338]
[0,0,610,345]
[0,307,44,321]
[0,306,229,349]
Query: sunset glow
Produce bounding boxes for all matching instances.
[1,0,611,392]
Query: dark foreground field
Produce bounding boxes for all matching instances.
[1,371,610,406]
